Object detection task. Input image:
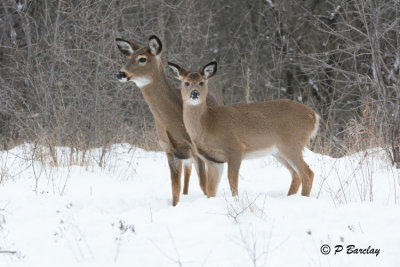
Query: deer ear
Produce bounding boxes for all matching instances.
[201,61,217,79]
[116,38,139,56]
[148,35,162,56]
[167,62,186,81]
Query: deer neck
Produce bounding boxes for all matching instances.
[183,99,209,143]
[138,63,183,125]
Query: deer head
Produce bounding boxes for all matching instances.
[167,61,217,106]
[115,35,162,88]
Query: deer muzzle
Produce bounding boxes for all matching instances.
[116,72,127,80]
[190,90,200,100]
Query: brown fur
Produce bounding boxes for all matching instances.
[168,61,319,197]
[116,37,224,205]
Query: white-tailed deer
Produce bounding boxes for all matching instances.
[115,36,224,205]
[168,61,319,197]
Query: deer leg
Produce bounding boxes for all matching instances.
[278,148,314,197]
[193,156,207,195]
[227,155,242,196]
[182,159,192,195]
[206,162,224,197]
[299,161,314,196]
[275,155,301,195]
[167,153,183,206]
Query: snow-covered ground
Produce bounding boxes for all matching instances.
[0,144,399,266]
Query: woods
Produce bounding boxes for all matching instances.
[0,0,399,166]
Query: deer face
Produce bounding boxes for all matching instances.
[181,72,207,106]
[115,35,162,88]
[168,61,217,106]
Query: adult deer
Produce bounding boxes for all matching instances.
[115,36,224,205]
[168,61,319,197]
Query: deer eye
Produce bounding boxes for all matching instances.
[185,82,190,86]
[139,57,147,63]
[199,81,204,86]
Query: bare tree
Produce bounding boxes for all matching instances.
[0,0,398,167]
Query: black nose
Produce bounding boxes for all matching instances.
[116,72,126,79]
[190,90,200,100]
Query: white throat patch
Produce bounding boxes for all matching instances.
[131,77,151,88]
[186,98,202,106]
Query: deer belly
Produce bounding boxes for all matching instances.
[196,147,226,164]
[243,146,278,160]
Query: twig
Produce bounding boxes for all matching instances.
[0,250,17,254]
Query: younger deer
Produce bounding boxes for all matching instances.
[168,61,319,197]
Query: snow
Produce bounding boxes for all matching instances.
[330,5,341,21]
[1,144,399,266]
[17,3,24,12]
[264,0,274,8]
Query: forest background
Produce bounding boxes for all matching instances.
[0,0,399,167]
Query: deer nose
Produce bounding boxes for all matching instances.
[116,72,127,80]
[190,90,200,100]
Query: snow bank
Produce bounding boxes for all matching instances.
[0,144,399,266]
